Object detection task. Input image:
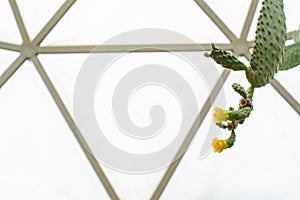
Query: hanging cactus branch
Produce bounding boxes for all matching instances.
[205,44,248,71]
[212,131,236,153]
[204,0,300,153]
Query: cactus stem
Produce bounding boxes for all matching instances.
[247,86,255,100]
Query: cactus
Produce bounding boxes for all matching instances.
[232,83,247,98]
[204,0,300,153]
[227,107,252,121]
[279,42,300,70]
[246,0,286,87]
[205,44,248,71]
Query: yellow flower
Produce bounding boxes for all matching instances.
[213,107,229,123]
[211,138,228,153]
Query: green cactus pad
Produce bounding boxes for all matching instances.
[232,83,247,98]
[208,44,248,71]
[247,86,255,99]
[246,0,286,87]
[279,42,300,70]
[292,30,300,43]
[228,107,251,121]
[225,131,236,148]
